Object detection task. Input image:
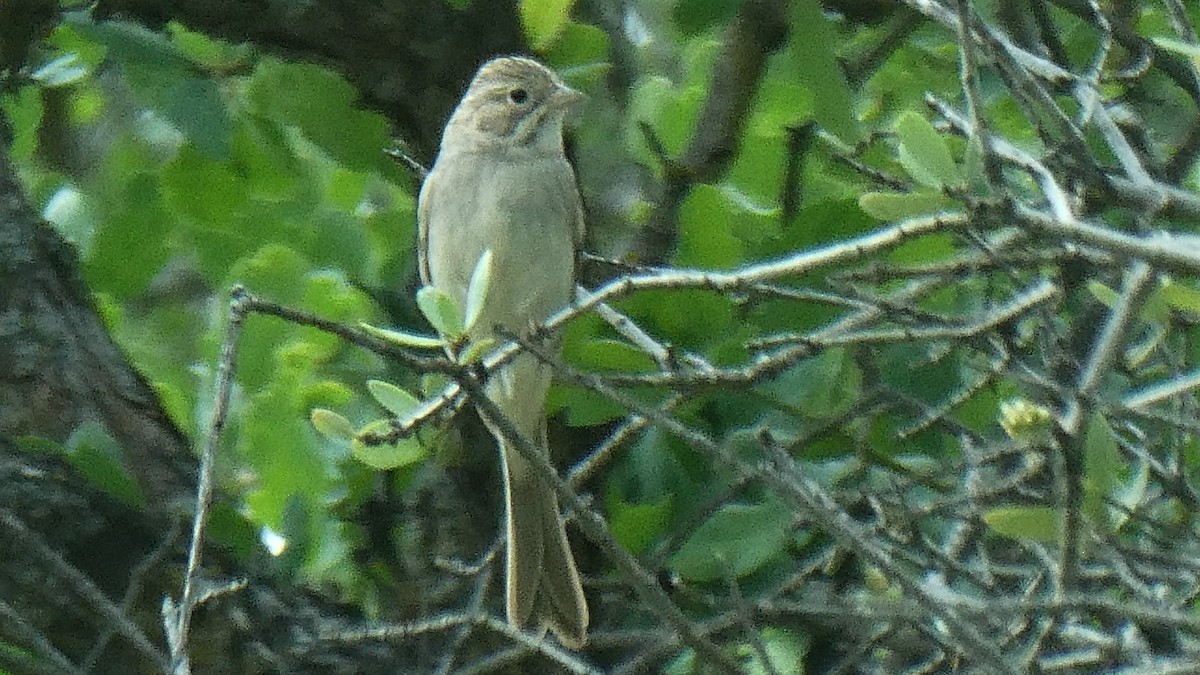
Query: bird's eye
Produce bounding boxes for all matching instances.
[509,88,528,104]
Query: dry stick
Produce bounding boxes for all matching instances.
[167,286,249,673]
[1122,368,1200,410]
[953,0,1002,190]
[0,595,86,675]
[0,508,169,671]
[723,567,780,675]
[1014,206,1200,275]
[84,517,184,671]
[474,617,600,675]
[433,565,495,675]
[593,277,1058,390]
[1056,262,1154,592]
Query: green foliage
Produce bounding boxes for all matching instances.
[984,506,1060,543]
[16,424,147,509]
[416,286,465,341]
[351,420,426,470]
[789,0,857,143]
[668,496,792,582]
[2,16,420,599]
[519,0,577,51]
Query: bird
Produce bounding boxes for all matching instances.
[417,55,589,649]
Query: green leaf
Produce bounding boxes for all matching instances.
[895,111,961,189]
[162,144,249,228]
[543,22,610,85]
[983,506,1059,542]
[745,628,808,675]
[1084,413,1121,528]
[310,408,354,441]
[858,190,953,221]
[568,338,657,373]
[87,174,171,297]
[1087,280,1119,308]
[677,185,744,268]
[301,381,354,413]
[360,322,445,349]
[64,422,147,509]
[547,384,628,426]
[366,380,421,418]
[608,496,672,554]
[246,59,390,172]
[1112,457,1149,531]
[463,249,493,333]
[1154,279,1200,317]
[30,53,89,86]
[763,348,862,419]
[13,435,67,455]
[240,368,328,528]
[790,0,857,143]
[69,18,192,71]
[458,336,498,364]
[519,0,576,51]
[160,75,232,159]
[673,0,739,35]
[669,497,792,582]
[417,286,465,340]
[352,420,426,470]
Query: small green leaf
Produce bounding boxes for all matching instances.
[1112,457,1148,531]
[1084,413,1121,528]
[352,420,426,470]
[668,497,791,582]
[569,338,657,373]
[895,111,961,189]
[360,322,445,349]
[366,380,421,418]
[1155,279,1200,316]
[13,435,66,455]
[30,54,89,86]
[745,628,808,675]
[519,0,576,50]
[858,190,953,221]
[677,184,743,268]
[417,286,464,340]
[69,18,192,71]
[65,422,147,509]
[463,249,494,333]
[310,408,354,441]
[609,496,672,554]
[544,22,610,84]
[458,336,499,364]
[1087,280,1119,308]
[790,0,857,142]
[983,506,1059,542]
[160,75,232,159]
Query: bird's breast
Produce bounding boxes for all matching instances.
[423,154,577,336]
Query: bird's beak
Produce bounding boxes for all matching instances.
[553,85,585,111]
